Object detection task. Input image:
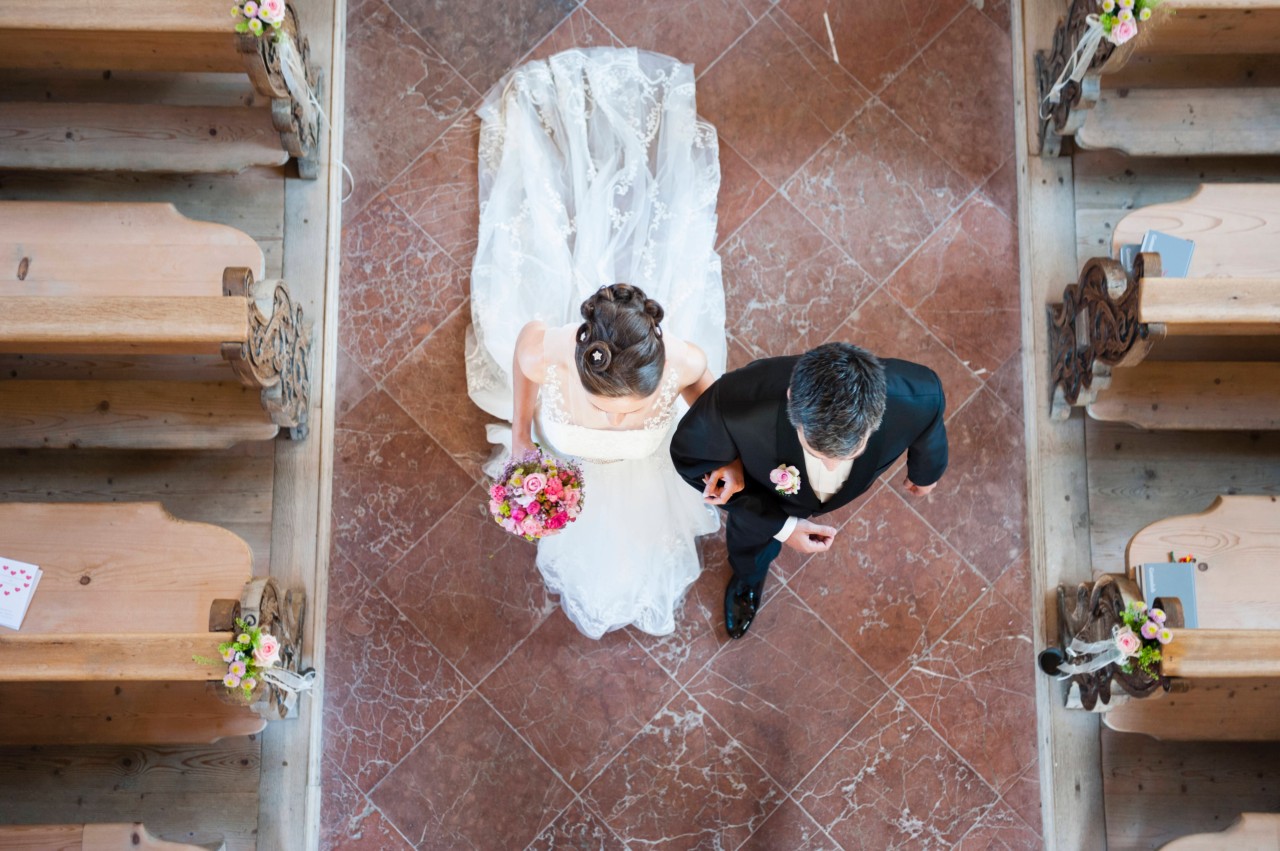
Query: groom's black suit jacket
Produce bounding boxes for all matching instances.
[670,356,948,545]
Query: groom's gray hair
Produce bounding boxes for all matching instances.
[787,343,888,458]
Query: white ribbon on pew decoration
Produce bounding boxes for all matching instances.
[1053,630,1128,675]
[278,33,327,131]
[1040,14,1106,118]
[260,666,317,714]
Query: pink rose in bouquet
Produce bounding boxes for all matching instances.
[488,449,586,541]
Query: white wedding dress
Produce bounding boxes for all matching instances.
[465,48,726,638]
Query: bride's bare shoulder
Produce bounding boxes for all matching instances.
[515,321,575,381]
[665,335,707,387]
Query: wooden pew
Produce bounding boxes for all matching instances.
[1160,813,1280,850]
[0,201,310,447]
[1049,184,1280,429]
[0,502,305,746]
[0,823,223,851]
[0,1,319,176]
[1036,0,1280,157]
[1103,495,1280,741]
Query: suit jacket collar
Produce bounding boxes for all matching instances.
[774,402,822,511]
[774,402,890,512]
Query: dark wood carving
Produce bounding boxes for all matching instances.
[1034,0,1115,154]
[221,267,312,440]
[235,3,321,178]
[1049,254,1163,419]
[1054,573,1171,711]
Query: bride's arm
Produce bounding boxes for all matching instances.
[675,340,714,406]
[511,321,548,457]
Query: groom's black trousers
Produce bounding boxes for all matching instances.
[726,509,785,587]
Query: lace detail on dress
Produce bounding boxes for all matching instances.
[539,363,572,426]
[642,369,682,432]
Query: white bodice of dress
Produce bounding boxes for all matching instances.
[536,363,681,463]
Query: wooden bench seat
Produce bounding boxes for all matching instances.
[0,822,223,850]
[0,1,319,176]
[0,201,310,446]
[1038,1,1280,157]
[1051,183,1280,429]
[0,502,304,745]
[1160,813,1280,849]
[1103,495,1280,741]
[0,102,290,174]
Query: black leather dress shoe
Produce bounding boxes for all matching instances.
[724,578,764,639]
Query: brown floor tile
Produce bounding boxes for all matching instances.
[344,2,478,214]
[384,115,481,270]
[982,155,1018,221]
[525,7,623,62]
[780,0,967,93]
[480,616,679,790]
[320,754,414,851]
[891,387,1025,580]
[720,194,876,362]
[383,303,493,483]
[998,761,1043,839]
[770,480,886,584]
[335,343,375,420]
[884,194,1020,377]
[582,694,786,849]
[340,196,469,383]
[528,799,629,850]
[896,591,1038,793]
[323,554,468,792]
[977,0,1012,34]
[589,0,770,72]
[387,0,577,94]
[795,694,997,849]
[687,588,885,788]
[986,347,1025,421]
[698,11,869,185]
[955,800,1041,849]
[881,7,1014,185]
[633,531,734,683]
[784,102,971,282]
[332,390,474,571]
[994,549,1031,612]
[739,799,841,851]
[717,139,775,247]
[370,692,574,849]
[790,488,986,685]
[832,286,984,416]
[376,487,551,684]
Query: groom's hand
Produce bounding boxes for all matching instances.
[783,519,837,554]
[902,476,938,498]
[702,458,745,505]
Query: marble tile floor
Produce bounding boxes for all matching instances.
[326,1,1036,847]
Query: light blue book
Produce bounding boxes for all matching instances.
[1118,230,1196,278]
[1139,562,1200,628]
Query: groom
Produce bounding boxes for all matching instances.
[671,343,948,638]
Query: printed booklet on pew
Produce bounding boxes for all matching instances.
[0,556,42,630]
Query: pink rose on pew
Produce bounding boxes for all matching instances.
[253,633,282,667]
[258,0,286,24]
[1114,627,1142,657]
[1109,18,1138,43]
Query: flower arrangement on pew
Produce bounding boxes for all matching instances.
[232,0,287,41]
[489,449,585,541]
[195,618,281,699]
[1116,600,1173,677]
[1097,0,1165,46]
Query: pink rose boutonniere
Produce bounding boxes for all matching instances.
[770,464,802,496]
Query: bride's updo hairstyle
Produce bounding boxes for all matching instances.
[575,283,666,398]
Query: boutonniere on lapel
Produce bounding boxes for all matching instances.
[770,464,802,496]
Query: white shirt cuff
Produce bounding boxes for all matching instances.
[774,516,798,542]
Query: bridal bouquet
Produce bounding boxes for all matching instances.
[489,450,585,541]
[232,0,287,39]
[194,617,282,699]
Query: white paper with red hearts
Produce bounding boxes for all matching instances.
[0,557,43,630]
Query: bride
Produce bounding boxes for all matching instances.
[465,47,727,639]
